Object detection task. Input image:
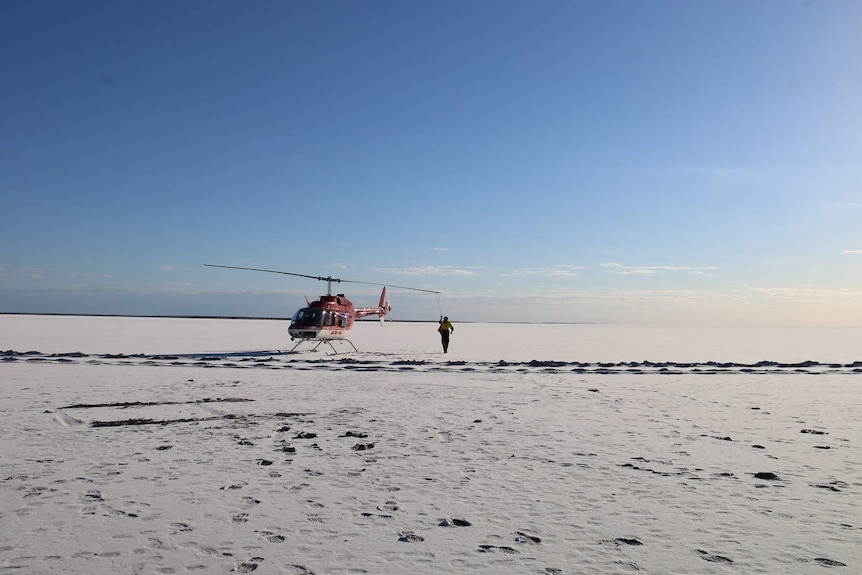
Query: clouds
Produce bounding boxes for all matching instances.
[501,265,585,277]
[746,286,862,301]
[370,261,722,283]
[429,283,862,326]
[382,262,718,280]
[0,267,47,280]
[599,263,719,276]
[4,278,861,326]
[2,249,857,325]
[0,267,111,282]
[371,266,479,277]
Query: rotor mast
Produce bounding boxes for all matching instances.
[323,276,339,296]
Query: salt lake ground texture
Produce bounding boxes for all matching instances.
[2,316,861,574]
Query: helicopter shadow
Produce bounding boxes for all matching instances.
[147,349,449,361]
[158,350,295,360]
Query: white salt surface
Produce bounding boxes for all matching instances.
[2,315,861,574]
[4,314,862,362]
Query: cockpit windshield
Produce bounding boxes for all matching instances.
[291,308,348,327]
[292,308,324,327]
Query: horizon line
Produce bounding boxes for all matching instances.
[0,312,597,325]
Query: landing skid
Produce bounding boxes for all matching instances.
[287,338,359,354]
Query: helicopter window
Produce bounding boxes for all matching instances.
[293,308,324,326]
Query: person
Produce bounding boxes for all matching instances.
[437,315,454,353]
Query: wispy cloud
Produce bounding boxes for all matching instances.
[372,265,479,277]
[502,265,586,277]
[842,250,862,255]
[0,267,48,280]
[431,247,448,251]
[599,262,622,267]
[161,265,176,272]
[605,265,719,276]
[747,286,862,300]
[329,263,348,269]
[72,272,111,280]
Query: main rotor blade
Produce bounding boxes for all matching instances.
[203,264,342,283]
[204,264,441,294]
[343,279,441,294]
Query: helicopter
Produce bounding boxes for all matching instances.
[204,264,441,353]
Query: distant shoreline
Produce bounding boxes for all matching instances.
[0,312,595,325]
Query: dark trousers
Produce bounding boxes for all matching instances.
[441,331,450,353]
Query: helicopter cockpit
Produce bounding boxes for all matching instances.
[290,308,349,328]
[291,308,323,327]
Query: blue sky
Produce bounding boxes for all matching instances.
[2,0,861,325]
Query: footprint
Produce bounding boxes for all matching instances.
[146,537,165,549]
[232,513,249,524]
[514,530,541,543]
[695,549,733,563]
[438,518,471,527]
[477,544,519,554]
[258,531,285,543]
[111,509,139,518]
[814,558,846,567]
[361,512,392,520]
[398,531,424,542]
[614,538,641,546]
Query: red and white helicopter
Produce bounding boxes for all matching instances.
[205,264,440,353]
